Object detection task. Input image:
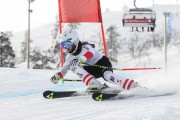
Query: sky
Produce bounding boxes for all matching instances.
[0,0,179,33]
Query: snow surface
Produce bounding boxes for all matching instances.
[1,4,180,120]
[1,46,180,120]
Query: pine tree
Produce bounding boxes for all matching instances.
[30,48,43,69]
[51,16,60,41]
[106,25,120,62]
[127,33,151,64]
[43,49,56,69]
[21,34,27,62]
[31,48,56,69]
[91,31,103,53]
[51,16,61,68]
[20,31,28,62]
[0,32,15,67]
[20,31,33,63]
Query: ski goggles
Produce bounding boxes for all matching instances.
[60,40,73,49]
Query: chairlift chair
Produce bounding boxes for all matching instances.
[122,8,156,28]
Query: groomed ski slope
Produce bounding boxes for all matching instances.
[1,92,180,120]
[0,67,180,120]
[1,47,180,120]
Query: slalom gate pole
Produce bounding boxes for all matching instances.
[79,63,161,71]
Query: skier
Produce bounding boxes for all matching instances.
[50,29,140,91]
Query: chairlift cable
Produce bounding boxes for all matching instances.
[134,0,137,8]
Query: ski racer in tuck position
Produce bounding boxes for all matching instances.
[50,29,141,91]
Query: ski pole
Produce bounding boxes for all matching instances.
[79,63,161,71]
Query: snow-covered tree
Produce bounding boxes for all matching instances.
[20,31,33,62]
[31,48,56,69]
[52,16,60,41]
[0,32,15,67]
[151,33,164,49]
[106,25,120,62]
[90,31,103,53]
[51,15,65,68]
[127,33,151,63]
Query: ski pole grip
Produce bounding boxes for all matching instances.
[79,63,90,66]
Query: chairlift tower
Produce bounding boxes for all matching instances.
[27,0,35,69]
[163,12,170,71]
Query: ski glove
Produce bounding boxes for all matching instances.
[77,51,93,66]
[50,72,64,84]
[76,58,84,66]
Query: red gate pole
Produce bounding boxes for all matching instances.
[58,0,64,67]
[100,23,107,56]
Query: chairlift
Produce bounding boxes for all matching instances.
[122,0,156,30]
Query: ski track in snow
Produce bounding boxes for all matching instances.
[1,93,180,120]
[1,68,180,120]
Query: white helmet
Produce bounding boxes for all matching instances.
[61,29,79,46]
[61,29,80,54]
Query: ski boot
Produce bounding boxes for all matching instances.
[129,82,148,93]
[85,80,109,93]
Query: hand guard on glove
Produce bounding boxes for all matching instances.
[50,72,63,84]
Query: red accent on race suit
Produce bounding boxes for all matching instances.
[57,72,63,78]
[123,79,129,89]
[83,51,93,59]
[127,80,134,90]
[86,76,95,86]
[82,74,91,83]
